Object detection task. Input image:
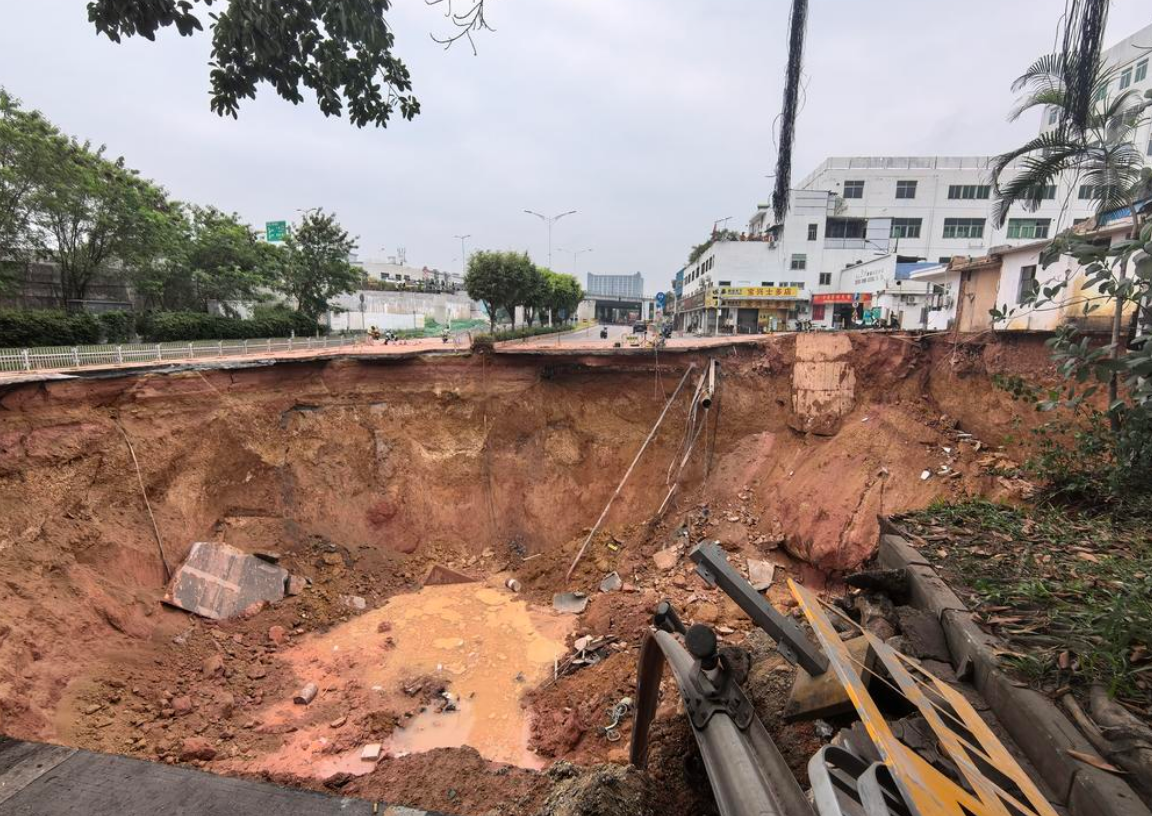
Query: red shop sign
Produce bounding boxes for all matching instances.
[811,292,872,305]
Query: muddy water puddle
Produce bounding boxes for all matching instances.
[266,582,571,774]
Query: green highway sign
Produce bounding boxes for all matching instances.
[265,221,288,242]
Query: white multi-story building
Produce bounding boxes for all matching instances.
[676,160,1094,332]
[675,21,1152,333]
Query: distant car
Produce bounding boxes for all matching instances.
[632,322,647,334]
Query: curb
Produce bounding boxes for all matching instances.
[877,523,1151,816]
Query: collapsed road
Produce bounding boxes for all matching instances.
[0,332,1139,815]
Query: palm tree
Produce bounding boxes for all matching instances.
[991,53,1151,427]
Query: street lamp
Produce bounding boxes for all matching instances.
[712,215,734,235]
[557,247,593,275]
[454,234,471,276]
[523,209,577,268]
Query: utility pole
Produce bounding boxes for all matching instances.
[454,234,471,276]
[524,210,577,268]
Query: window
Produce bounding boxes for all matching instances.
[1017,265,1038,304]
[1137,59,1149,83]
[947,184,991,200]
[1025,184,1056,200]
[789,281,804,289]
[1147,136,1152,157]
[895,180,917,199]
[826,218,866,238]
[818,272,832,286]
[1120,68,1133,90]
[938,257,952,264]
[890,217,922,239]
[718,280,731,286]
[843,180,865,199]
[1095,83,1108,102]
[763,281,775,286]
[1079,184,1102,200]
[1047,107,1058,125]
[807,223,818,241]
[942,218,985,239]
[1006,218,1051,240]
[790,254,807,270]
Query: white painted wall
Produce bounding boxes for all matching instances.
[327,311,421,332]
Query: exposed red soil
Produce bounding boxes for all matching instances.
[0,333,1060,813]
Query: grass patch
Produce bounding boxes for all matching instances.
[895,500,1152,712]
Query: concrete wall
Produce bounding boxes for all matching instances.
[327,311,420,332]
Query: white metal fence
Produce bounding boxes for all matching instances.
[0,334,363,373]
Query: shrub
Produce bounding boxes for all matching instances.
[97,311,136,343]
[491,324,573,342]
[0,309,101,348]
[137,311,325,342]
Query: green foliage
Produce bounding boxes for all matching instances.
[688,230,739,264]
[135,205,284,313]
[541,268,584,322]
[465,250,532,331]
[278,210,360,320]
[992,56,1151,227]
[0,309,101,347]
[97,310,135,343]
[136,310,321,342]
[86,0,423,128]
[989,46,1152,509]
[465,252,583,331]
[0,90,61,272]
[902,500,1152,703]
[491,324,574,342]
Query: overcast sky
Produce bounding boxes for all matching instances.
[2,2,1150,294]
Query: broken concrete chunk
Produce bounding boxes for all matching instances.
[845,568,909,598]
[164,542,290,621]
[553,591,589,614]
[574,635,593,653]
[599,572,622,593]
[747,559,776,592]
[652,549,678,571]
[361,743,383,762]
[424,563,479,586]
[286,575,309,596]
[294,683,318,705]
[342,595,367,611]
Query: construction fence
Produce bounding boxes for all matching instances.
[0,334,363,374]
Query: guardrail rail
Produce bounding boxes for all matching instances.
[0,334,363,374]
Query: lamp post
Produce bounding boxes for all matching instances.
[454,234,471,276]
[523,209,577,268]
[558,247,593,275]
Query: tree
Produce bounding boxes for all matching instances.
[84,0,492,128]
[278,210,360,321]
[0,90,67,292]
[29,136,174,308]
[465,250,535,332]
[522,265,550,327]
[543,270,583,323]
[991,53,1151,431]
[187,206,282,312]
